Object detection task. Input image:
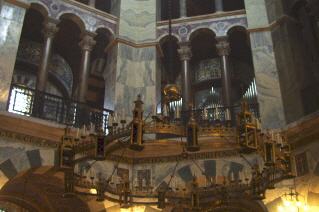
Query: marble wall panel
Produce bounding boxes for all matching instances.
[265,0,285,24]
[272,24,304,124]
[104,45,118,110]
[110,0,121,17]
[244,0,269,28]
[110,44,158,120]
[249,31,286,129]
[119,0,156,43]
[0,2,26,110]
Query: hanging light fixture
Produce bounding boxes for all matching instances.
[278,188,310,211]
[57,0,295,209]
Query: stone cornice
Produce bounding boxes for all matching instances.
[246,15,302,33]
[104,37,164,57]
[157,10,246,26]
[61,0,117,22]
[3,0,30,9]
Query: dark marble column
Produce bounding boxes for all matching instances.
[77,31,96,103]
[179,0,186,18]
[215,0,223,12]
[216,36,232,107]
[36,18,59,92]
[178,42,192,111]
[88,0,96,8]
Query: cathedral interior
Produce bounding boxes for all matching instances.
[0,0,319,211]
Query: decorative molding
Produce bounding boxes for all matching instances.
[246,15,302,34]
[0,128,60,149]
[61,0,117,22]
[3,0,30,9]
[290,131,319,150]
[104,37,163,57]
[133,150,239,165]
[157,10,246,26]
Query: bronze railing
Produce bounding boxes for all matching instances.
[7,84,260,131]
[7,84,112,132]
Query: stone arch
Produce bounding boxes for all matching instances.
[206,198,267,212]
[28,1,50,18]
[226,25,247,36]
[0,166,92,212]
[188,27,216,42]
[0,148,58,189]
[57,12,86,34]
[95,26,116,42]
[158,34,180,46]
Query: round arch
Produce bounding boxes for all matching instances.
[0,166,92,212]
[188,27,216,42]
[95,27,116,43]
[57,12,86,34]
[158,34,180,46]
[28,1,50,18]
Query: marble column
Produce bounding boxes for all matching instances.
[0,1,29,110]
[178,42,192,111]
[215,0,223,12]
[77,31,96,103]
[216,36,232,107]
[88,0,96,8]
[179,0,186,18]
[36,18,59,92]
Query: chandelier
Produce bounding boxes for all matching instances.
[59,87,296,211]
[278,188,310,212]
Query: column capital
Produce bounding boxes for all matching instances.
[178,41,192,60]
[216,43,230,56]
[41,24,59,39]
[79,31,97,51]
[177,47,192,61]
[41,17,60,38]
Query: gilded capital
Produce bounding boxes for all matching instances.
[177,48,192,61]
[79,37,96,51]
[41,25,59,39]
[216,42,230,56]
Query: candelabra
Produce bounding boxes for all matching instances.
[59,88,295,210]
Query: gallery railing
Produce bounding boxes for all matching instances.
[169,104,260,127]
[7,85,260,131]
[7,84,112,132]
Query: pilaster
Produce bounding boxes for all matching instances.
[0,1,29,110]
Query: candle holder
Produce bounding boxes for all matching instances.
[120,120,126,129]
[203,119,209,126]
[214,119,221,127]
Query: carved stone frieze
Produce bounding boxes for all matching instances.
[0,128,60,149]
